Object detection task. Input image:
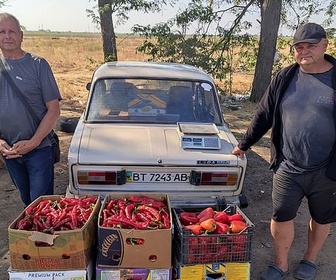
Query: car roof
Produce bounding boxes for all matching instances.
[91,61,214,83]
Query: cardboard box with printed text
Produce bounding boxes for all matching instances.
[97,192,172,269]
[8,195,100,271]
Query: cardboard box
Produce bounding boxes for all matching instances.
[174,262,250,280]
[97,193,172,269]
[96,263,172,280]
[8,195,101,271]
[8,258,94,280]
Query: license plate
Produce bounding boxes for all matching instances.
[126,172,189,183]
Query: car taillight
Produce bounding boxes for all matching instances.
[190,171,238,186]
[77,170,126,185]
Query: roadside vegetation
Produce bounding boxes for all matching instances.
[21,32,336,104]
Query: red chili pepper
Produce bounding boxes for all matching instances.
[43,215,52,229]
[81,208,93,221]
[104,218,121,227]
[161,210,170,229]
[118,208,126,218]
[24,206,35,216]
[33,217,46,231]
[117,199,126,210]
[81,196,98,204]
[129,196,166,208]
[108,216,150,229]
[71,205,79,228]
[106,199,117,211]
[53,209,67,226]
[60,197,83,208]
[125,203,135,219]
[136,212,151,222]
[16,217,33,230]
[34,200,51,215]
[54,217,72,229]
[102,209,111,222]
[137,205,160,220]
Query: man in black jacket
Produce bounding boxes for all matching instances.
[232,23,336,280]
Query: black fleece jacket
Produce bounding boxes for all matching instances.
[238,54,336,178]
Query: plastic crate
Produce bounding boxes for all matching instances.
[173,205,254,265]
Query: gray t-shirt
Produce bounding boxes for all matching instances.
[0,53,62,147]
[279,68,335,173]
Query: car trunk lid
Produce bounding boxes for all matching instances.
[77,124,238,165]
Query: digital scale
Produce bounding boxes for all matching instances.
[177,122,221,150]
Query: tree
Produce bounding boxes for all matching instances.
[250,0,335,102]
[250,0,282,102]
[133,0,258,94]
[87,0,171,62]
[133,0,335,101]
[98,0,117,61]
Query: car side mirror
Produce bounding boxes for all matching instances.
[86,83,91,91]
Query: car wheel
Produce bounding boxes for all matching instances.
[58,117,79,133]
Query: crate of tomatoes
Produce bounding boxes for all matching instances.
[97,192,172,269]
[173,205,254,265]
[8,194,101,271]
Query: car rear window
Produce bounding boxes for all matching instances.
[86,79,223,125]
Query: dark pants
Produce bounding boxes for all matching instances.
[5,146,54,207]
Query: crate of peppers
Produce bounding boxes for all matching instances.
[173,205,254,265]
[8,194,101,271]
[97,193,172,269]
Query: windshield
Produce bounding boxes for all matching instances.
[86,79,223,125]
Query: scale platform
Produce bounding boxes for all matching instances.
[177,123,221,150]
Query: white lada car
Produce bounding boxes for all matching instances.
[67,61,248,209]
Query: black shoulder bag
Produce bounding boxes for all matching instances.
[0,59,60,163]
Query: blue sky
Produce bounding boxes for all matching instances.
[1,0,334,34]
[1,0,180,33]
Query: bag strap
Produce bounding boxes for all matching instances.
[0,58,41,125]
[0,58,54,141]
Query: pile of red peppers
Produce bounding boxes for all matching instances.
[101,196,170,230]
[178,207,251,264]
[179,207,248,235]
[15,196,98,233]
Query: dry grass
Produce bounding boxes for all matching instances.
[21,34,253,112]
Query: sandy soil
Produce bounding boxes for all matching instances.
[0,100,335,280]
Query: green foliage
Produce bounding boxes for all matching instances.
[133,0,261,94]
[281,0,335,30]
[88,0,172,29]
[104,54,117,62]
[133,0,336,95]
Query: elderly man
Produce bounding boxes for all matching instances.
[232,22,336,280]
[0,13,61,206]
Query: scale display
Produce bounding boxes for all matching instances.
[178,123,221,149]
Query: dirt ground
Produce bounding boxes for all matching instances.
[0,100,335,280]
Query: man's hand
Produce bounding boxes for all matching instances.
[0,139,22,159]
[11,140,37,156]
[232,145,246,160]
